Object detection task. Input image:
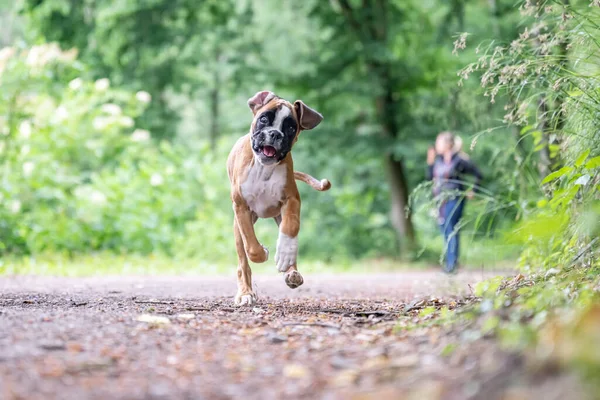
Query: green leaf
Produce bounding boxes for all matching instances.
[534,143,546,152]
[473,281,486,297]
[568,173,582,185]
[541,166,574,184]
[574,149,591,167]
[481,315,500,335]
[585,156,600,170]
[439,306,451,319]
[520,125,534,135]
[549,185,580,210]
[441,343,457,357]
[419,306,436,317]
[549,144,561,158]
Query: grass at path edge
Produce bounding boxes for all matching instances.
[0,252,516,277]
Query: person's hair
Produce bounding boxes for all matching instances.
[437,131,455,147]
[453,135,463,153]
[437,131,470,159]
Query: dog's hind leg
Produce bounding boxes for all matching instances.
[234,219,257,306]
[273,214,304,289]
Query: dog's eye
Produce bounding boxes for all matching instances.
[259,115,268,124]
[288,125,296,134]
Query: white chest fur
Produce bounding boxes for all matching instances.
[241,163,287,218]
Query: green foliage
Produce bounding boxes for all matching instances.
[2,0,594,270]
[0,44,232,256]
[6,0,536,263]
[20,0,259,139]
[419,306,437,318]
[449,0,600,388]
[0,42,406,262]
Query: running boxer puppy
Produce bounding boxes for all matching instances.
[226,90,330,306]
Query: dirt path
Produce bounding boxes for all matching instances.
[0,271,585,400]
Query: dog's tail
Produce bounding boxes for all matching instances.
[294,171,331,192]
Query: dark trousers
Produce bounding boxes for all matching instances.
[439,198,465,272]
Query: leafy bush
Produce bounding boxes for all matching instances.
[0,43,234,257]
[449,0,600,388]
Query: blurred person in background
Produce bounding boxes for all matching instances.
[426,131,482,273]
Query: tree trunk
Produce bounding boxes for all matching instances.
[333,1,416,256]
[374,81,417,256]
[384,153,416,254]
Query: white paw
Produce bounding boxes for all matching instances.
[235,292,257,306]
[275,233,298,272]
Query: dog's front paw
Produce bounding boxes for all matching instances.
[275,233,298,272]
[235,290,257,306]
[284,270,304,289]
[247,245,269,263]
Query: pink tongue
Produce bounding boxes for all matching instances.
[263,146,276,157]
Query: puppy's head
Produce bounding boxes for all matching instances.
[247,90,323,165]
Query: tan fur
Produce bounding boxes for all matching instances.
[227,96,329,305]
[294,171,331,191]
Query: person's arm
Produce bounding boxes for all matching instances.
[426,147,436,180]
[458,158,483,192]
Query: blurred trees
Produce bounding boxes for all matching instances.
[21,0,259,142]
[303,0,423,252]
[3,0,580,262]
[0,27,264,259]
[292,0,521,255]
[0,0,23,47]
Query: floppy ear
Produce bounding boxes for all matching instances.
[248,90,277,114]
[294,100,323,130]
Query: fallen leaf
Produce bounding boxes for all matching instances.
[66,342,84,353]
[331,369,359,387]
[390,354,419,368]
[237,327,262,336]
[283,363,310,379]
[136,314,171,326]
[355,333,377,343]
[362,356,389,371]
